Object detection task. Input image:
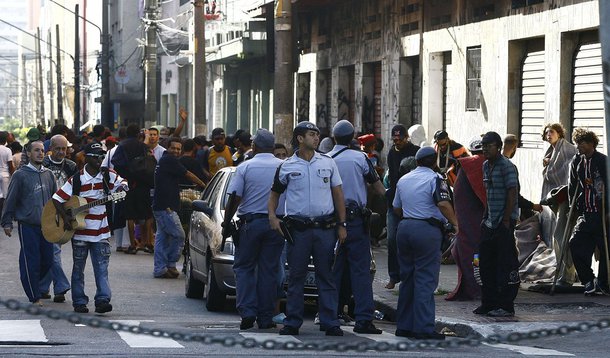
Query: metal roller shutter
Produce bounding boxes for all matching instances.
[443,52,453,129]
[572,42,604,152]
[520,50,545,149]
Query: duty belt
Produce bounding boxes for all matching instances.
[346,205,372,221]
[237,213,268,223]
[284,215,336,231]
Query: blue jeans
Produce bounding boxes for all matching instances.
[18,223,53,302]
[233,217,284,324]
[333,217,375,322]
[71,240,112,307]
[153,210,185,277]
[40,243,71,295]
[386,209,401,283]
[285,227,339,329]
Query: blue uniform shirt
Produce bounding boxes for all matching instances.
[227,153,283,215]
[327,145,379,207]
[272,151,342,217]
[392,166,451,221]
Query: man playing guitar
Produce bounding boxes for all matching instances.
[52,143,128,314]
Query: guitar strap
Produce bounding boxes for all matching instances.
[69,169,115,229]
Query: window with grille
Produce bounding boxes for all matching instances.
[512,0,544,9]
[466,47,481,111]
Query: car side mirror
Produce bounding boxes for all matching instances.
[192,200,214,216]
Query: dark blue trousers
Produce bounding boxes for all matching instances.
[233,217,284,325]
[333,217,375,322]
[396,219,441,334]
[285,227,339,329]
[18,223,53,302]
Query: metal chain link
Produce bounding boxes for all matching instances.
[2,297,609,352]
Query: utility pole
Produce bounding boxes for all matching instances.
[74,4,81,132]
[36,27,45,127]
[102,0,111,129]
[144,0,159,128]
[48,29,55,124]
[56,24,64,124]
[193,0,206,135]
[21,54,26,127]
[273,0,294,145]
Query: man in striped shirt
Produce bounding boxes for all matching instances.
[52,143,128,314]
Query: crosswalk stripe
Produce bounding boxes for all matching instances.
[239,332,301,344]
[110,320,183,348]
[484,343,574,356]
[351,330,409,344]
[0,320,47,342]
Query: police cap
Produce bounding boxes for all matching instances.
[293,121,320,136]
[332,120,354,138]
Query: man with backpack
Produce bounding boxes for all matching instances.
[111,124,156,254]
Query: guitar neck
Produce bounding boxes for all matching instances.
[72,196,111,215]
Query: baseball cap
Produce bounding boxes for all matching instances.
[84,142,106,156]
[332,120,355,137]
[358,134,377,147]
[252,128,275,150]
[415,146,437,160]
[468,135,483,153]
[391,125,407,138]
[26,128,41,141]
[434,130,449,142]
[211,128,225,138]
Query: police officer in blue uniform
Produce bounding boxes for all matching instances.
[269,121,348,336]
[225,129,285,330]
[327,120,386,334]
[392,146,458,340]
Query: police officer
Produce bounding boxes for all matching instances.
[392,146,458,340]
[225,129,285,330]
[269,121,347,336]
[327,120,385,334]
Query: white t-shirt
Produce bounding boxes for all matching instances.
[0,145,13,177]
[151,144,166,162]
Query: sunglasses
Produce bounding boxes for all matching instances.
[86,154,106,159]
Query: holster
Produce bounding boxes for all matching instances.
[346,205,373,233]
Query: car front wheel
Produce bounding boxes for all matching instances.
[185,255,205,299]
[205,263,226,312]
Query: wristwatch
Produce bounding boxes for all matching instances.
[338,221,347,228]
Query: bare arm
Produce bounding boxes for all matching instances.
[438,201,459,236]
[502,187,517,227]
[172,108,188,138]
[371,180,385,197]
[393,207,402,218]
[268,190,281,234]
[8,160,14,175]
[185,170,205,188]
[52,199,72,231]
[331,185,347,243]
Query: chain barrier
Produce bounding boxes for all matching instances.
[1,297,609,352]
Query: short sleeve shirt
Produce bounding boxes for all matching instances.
[272,151,342,217]
[152,152,188,211]
[0,145,13,177]
[483,155,519,228]
[227,153,282,215]
[392,166,450,221]
[327,145,379,207]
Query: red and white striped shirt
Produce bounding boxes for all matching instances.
[53,167,128,242]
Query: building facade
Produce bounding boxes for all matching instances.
[294,0,601,201]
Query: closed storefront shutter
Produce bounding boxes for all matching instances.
[443,52,453,129]
[520,50,545,149]
[572,42,604,151]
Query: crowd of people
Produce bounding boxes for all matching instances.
[1,114,608,340]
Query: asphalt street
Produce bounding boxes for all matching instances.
[1,230,609,357]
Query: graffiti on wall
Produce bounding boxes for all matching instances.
[297,75,310,122]
[337,88,350,121]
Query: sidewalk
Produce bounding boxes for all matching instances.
[370,244,610,338]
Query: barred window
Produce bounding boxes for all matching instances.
[466,47,481,111]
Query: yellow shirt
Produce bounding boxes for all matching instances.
[208,146,233,176]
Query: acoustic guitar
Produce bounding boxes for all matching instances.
[41,191,127,245]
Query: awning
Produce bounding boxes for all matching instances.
[205,37,266,64]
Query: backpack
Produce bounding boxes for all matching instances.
[131,154,157,187]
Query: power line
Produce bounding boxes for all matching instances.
[0,18,74,60]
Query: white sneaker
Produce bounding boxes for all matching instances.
[313,313,320,325]
[272,313,286,324]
